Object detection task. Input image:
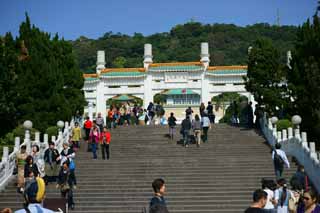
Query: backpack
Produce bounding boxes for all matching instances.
[273,149,284,168]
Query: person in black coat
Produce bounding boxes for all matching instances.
[44,142,60,184]
[24,155,39,178]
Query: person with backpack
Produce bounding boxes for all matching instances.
[181,115,192,147]
[192,114,202,147]
[167,112,177,140]
[274,178,292,213]
[272,143,290,180]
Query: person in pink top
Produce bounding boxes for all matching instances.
[89,125,100,159]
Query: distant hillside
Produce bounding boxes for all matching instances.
[70,22,298,73]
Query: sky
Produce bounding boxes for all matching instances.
[0,0,317,40]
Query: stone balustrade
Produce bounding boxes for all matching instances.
[0,120,73,191]
[260,113,320,193]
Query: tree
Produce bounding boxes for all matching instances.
[288,13,320,142]
[245,38,288,115]
[112,56,127,68]
[0,33,19,136]
[0,14,85,136]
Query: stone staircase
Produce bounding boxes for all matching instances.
[0,124,296,212]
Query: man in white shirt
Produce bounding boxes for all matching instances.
[272,143,290,180]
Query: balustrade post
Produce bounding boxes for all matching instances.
[2,147,9,179]
[14,137,20,152]
[294,129,301,140]
[44,134,49,149]
[24,130,31,154]
[1,147,9,162]
[268,118,273,129]
[34,132,40,147]
[302,132,307,143]
[282,129,287,141]
[51,136,56,143]
[277,131,282,143]
[23,120,33,154]
[309,142,318,160]
[288,128,293,139]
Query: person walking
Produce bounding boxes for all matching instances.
[96,112,105,132]
[206,101,215,123]
[244,189,268,213]
[261,179,277,212]
[15,177,54,212]
[181,115,192,147]
[89,125,100,159]
[16,145,28,191]
[272,143,290,180]
[71,122,81,150]
[199,103,206,117]
[192,114,202,147]
[24,155,40,179]
[83,116,92,149]
[100,127,111,160]
[149,178,169,211]
[167,112,177,140]
[43,142,60,185]
[201,111,211,143]
[57,161,75,210]
[274,178,292,213]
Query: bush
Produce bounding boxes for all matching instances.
[276,119,292,131]
[0,125,39,146]
[45,126,59,141]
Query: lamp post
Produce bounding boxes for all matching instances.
[292,115,302,139]
[23,120,33,154]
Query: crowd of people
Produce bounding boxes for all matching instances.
[244,141,319,213]
[5,101,319,213]
[14,138,78,211]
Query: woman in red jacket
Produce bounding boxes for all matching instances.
[100,127,111,160]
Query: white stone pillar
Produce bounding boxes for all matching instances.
[2,147,9,162]
[14,137,20,152]
[288,128,293,139]
[51,135,56,143]
[34,132,40,147]
[143,73,153,109]
[309,142,318,160]
[201,71,210,104]
[302,132,307,143]
[282,129,287,141]
[294,128,301,140]
[277,131,282,143]
[88,102,93,121]
[200,42,210,69]
[96,50,105,74]
[144,44,153,69]
[96,80,107,124]
[24,130,31,154]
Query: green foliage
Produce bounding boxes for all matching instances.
[45,126,59,140]
[213,93,248,123]
[288,14,320,142]
[0,125,38,146]
[0,14,86,139]
[276,119,292,131]
[245,38,289,114]
[153,94,166,105]
[71,22,298,72]
[112,56,127,68]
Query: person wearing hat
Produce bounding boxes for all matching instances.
[15,176,54,212]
